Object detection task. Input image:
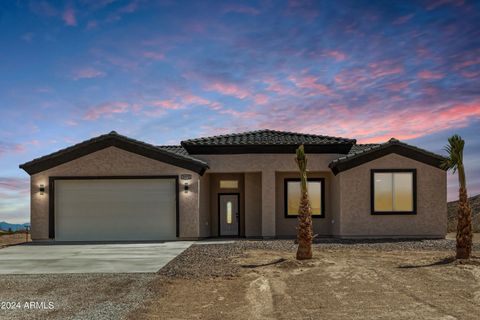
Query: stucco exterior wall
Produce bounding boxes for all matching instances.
[30,146,200,240]
[198,173,211,238]
[338,153,447,238]
[194,154,339,237]
[275,172,333,237]
[194,154,339,173]
[330,174,341,236]
[244,172,262,237]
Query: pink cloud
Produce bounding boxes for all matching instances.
[148,93,219,112]
[288,75,333,96]
[426,0,464,10]
[343,101,480,142]
[72,67,106,80]
[263,78,292,95]
[64,119,78,126]
[86,20,98,30]
[219,109,259,119]
[118,1,139,14]
[223,4,260,15]
[385,81,410,91]
[143,51,165,60]
[460,70,480,78]
[106,0,140,22]
[393,14,414,25]
[325,50,348,61]
[205,82,250,99]
[83,102,129,120]
[254,94,269,105]
[368,61,404,79]
[417,70,445,80]
[454,57,480,70]
[143,108,166,117]
[255,99,480,144]
[0,177,30,195]
[150,100,182,110]
[0,142,25,157]
[62,6,77,26]
[334,68,369,90]
[182,94,211,106]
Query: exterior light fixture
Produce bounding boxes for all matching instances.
[181,174,192,194]
[39,184,45,195]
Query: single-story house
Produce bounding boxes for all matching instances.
[19,129,447,241]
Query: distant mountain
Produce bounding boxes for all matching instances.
[0,221,30,232]
[447,194,480,232]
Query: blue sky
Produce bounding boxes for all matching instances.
[0,0,479,223]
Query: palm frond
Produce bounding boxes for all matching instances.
[442,134,464,173]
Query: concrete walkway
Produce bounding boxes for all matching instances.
[0,242,193,274]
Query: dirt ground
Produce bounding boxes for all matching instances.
[131,248,480,320]
[0,233,31,248]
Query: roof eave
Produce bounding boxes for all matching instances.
[329,143,447,175]
[181,143,355,155]
[20,136,209,176]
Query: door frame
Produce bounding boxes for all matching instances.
[217,192,241,237]
[48,176,179,239]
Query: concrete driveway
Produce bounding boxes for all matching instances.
[0,242,192,274]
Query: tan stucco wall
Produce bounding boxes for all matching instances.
[338,153,447,238]
[194,154,339,173]
[198,173,211,238]
[330,175,341,236]
[194,154,339,237]
[30,146,200,240]
[244,172,262,237]
[275,172,333,237]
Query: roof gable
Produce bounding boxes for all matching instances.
[19,131,209,175]
[329,138,447,175]
[181,129,356,154]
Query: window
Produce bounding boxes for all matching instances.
[220,180,238,189]
[226,201,233,224]
[284,178,325,218]
[371,169,416,215]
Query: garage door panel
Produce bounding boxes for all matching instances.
[54,179,177,241]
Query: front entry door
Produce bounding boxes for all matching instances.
[219,194,239,236]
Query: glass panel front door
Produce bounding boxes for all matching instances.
[219,194,239,236]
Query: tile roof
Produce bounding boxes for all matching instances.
[20,131,208,175]
[181,129,356,146]
[157,145,207,166]
[329,138,446,174]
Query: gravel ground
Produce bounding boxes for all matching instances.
[159,237,480,279]
[134,239,480,320]
[2,237,479,319]
[0,273,155,320]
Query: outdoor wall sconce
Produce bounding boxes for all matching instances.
[181,174,192,194]
[39,184,45,195]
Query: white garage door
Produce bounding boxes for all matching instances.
[54,178,177,241]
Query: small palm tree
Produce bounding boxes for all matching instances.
[295,145,313,260]
[442,134,472,259]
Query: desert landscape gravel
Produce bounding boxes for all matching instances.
[1,238,479,320]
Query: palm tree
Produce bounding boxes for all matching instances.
[295,145,313,260]
[442,134,472,259]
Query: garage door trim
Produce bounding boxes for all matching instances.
[48,176,180,240]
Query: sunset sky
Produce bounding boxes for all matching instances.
[0,0,479,223]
